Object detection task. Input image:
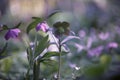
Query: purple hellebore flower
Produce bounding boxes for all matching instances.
[5,28,21,40]
[74,43,84,52]
[98,32,109,40]
[69,63,76,68]
[78,30,86,38]
[88,46,104,57]
[107,42,118,49]
[36,21,49,32]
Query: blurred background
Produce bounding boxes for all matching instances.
[0,0,120,80]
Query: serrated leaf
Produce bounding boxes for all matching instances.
[35,35,49,58]
[27,18,43,34]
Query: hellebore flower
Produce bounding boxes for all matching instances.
[98,32,109,40]
[88,46,104,57]
[36,21,49,32]
[4,28,21,40]
[53,21,70,37]
[107,42,118,49]
[78,30,86,38]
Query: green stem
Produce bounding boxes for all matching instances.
[33,60,40,80]
[58,37,61,80]
[25,67,31,80]
[33,33,40,80]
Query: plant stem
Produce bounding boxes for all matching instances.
[58,37,61,80]
[33,60,40,80]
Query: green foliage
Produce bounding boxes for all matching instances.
[0,22,21,32]
[47,10,61,19]
[2,25,9,30]
[83,54,112,78]
[42,51,68,59]
[0,43,8,60]
[1,58,12,73]
[26,46,33,65]
[35,35,49,58]
[42,52,60,58]
[13,22,22,28]
[33,60,40,80]
[100,54,112,68]
[27,17,43,34]
[84,64,105,77]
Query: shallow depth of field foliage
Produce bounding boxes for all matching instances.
[0,0,120,80]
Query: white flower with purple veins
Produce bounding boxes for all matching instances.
[5,28,21,40]
[88,46,104,57]
[36,21,49,32]
[98,32,109,40]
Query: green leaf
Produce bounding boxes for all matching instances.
[36,51,68,63]
[13,22,22,28]
[42,52,59,58]
[26,47,33,64]
[32,17,43,20]
[0,43,9,60]
[84,64,105,77]
[42,59,57,66]
[47,10,61,19]
[42,51,68,59]
[0,43,7,54]
[35,35,49,58]
[2,25,9,30]
[26,18,43,34]
[2,58,12,73]
[100,54,112,67]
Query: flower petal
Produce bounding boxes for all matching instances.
[4,28,21,40]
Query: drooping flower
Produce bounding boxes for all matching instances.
[53,21,70,37]
[36,21,49,32]
[4,28,21,40]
